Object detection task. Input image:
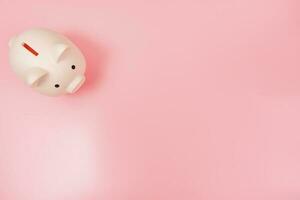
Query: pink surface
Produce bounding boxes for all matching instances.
[1,0,300,199]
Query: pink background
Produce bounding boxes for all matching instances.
[1,0,300,199]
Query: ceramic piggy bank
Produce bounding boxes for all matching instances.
[9,28,86,96]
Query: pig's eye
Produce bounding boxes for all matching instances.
[71,65,76,70]
[55,84,60,88]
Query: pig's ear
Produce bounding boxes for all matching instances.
[25,67,48,87]
[51,43,69,63]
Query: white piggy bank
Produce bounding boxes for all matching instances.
[9,28,86,96]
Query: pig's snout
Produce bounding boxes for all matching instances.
[66,75,86,94]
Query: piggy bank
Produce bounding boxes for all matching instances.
[9,28,86,96]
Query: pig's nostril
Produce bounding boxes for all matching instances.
[71,65,76,70]
[55,84,60,88]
